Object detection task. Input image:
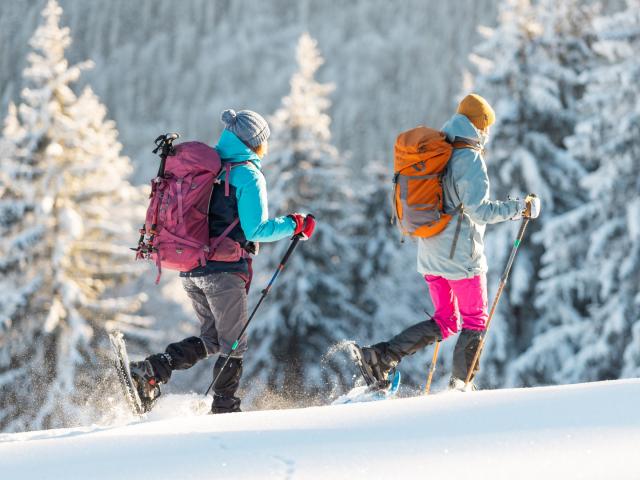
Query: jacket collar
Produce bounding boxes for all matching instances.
[442,113,485,148]
[215,130,262,169]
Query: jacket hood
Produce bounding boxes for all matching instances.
[442,113,484,146]
[215,129,262,168]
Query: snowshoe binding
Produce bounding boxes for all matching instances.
[348,342,398,390]
[348,342,401,395]
[129,359,161,411]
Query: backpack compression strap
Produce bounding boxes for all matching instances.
[209,218,240,253]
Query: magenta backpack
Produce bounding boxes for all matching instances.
[133,134,247,282]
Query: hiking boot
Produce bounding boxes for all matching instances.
[211,395,242,414]
[210,356,243,414]
[448,376,477,392]
[129,359,162,408]
[350,342,399,387]
[452,329,483,382]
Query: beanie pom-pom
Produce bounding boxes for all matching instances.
[221,109,237,125]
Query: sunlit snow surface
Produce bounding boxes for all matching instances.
[1,379,639,479]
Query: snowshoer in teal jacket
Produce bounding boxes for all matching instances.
[180,127,297,278]
[129,109,316,415]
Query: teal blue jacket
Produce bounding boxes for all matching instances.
[215,130,295,242]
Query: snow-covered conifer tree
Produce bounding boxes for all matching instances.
[349,170,401,339]
[246,33,362,403]
[467,0,595,387]
[0,103,41,336]
[0,0,149,432]
[509,0,640,385]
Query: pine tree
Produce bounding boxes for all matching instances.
[350,169,400,340]
[509,0,640,385]
[0,0,149,432]
[467,0,595,387]
[0,104,41,336]
[245,33,362,404]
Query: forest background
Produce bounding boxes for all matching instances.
[1,0,638,433]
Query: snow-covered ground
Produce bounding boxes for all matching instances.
[1,379,639,480]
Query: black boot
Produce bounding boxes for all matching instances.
[131,336,208,409]
[144,336,208,384]
[129,359,163,410]
[351,342,399,387]
[450,328,483,390]
[353,319,443,387]
[211,356,243,414]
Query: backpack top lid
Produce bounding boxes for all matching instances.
[163,141,222,178]
[394,126,453,173]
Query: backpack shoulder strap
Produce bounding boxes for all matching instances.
[449,204,465,259]
[227,160,251,167]
[450,137,482,152]
[220,160,252,197]
[444,137,479,259]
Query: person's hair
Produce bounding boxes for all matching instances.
[251,142,267,158]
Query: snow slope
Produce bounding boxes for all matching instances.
[1,379,639,480]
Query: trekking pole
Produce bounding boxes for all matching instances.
[203,219,312,397]
[424,341,441,394]
[130,133,180,257]
[464,216,531,387]
[153,132,179,178]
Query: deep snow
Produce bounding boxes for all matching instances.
[1,379,639,480]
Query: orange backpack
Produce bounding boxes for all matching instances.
[392,126,477,238]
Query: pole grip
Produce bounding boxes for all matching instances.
[281,235,302,267]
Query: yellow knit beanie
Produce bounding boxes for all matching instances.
[457,93,495,131]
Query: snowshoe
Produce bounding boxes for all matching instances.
[330,342,401,405]
[108,331,157,415]
[332,368,401,405]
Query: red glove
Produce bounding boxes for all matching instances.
[288,213,316,240]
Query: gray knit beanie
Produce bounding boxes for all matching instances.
[221,109,270,148]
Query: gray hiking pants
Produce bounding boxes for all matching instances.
[181,273,249,358]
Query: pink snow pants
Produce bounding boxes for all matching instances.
[425,274,488,339]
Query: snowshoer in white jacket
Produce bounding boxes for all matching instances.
[354,93,541,389]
